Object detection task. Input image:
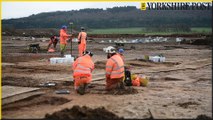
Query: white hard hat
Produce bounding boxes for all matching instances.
[81,27,85,30]
[106,46,116,54]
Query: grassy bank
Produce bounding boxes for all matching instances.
[88,27,212,35]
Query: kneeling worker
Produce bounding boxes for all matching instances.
[105,46,125,91]
[72,51,94,95]
[47,35,59,50]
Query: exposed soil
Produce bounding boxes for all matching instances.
[106,87,138,95]
[2,35,212,119]
[177,101,200,108]
[44,105,123,120]
[6,65,71,73]
[3,95,70,111]
[2,76,40,87]
[94,61,106,69]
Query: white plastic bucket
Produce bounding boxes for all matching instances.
[152,56,160,62]
[149,56,160,62]
[50,57,74,64]
[64,54,72,58]
[160,57,166,62]
[149,56,165,62]
[64,58,74,64]
[50,58,57,64]
[57,58,65,63]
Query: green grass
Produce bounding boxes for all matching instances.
[191,27,212,33]
[88,27,212,35]
[88,28,145,34]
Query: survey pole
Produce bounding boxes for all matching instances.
[69,22,73,55]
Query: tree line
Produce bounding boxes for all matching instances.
[2,6,212,30]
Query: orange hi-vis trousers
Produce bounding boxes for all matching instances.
[74,76,91,90]
[78,43,86,57]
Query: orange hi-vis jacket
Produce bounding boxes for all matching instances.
[78,32,87,44]
[118,53,124,62]
[73,54,94,77]
[106,54,125,79]
[60,29,70,45]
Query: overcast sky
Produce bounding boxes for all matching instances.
[2,2,140,19]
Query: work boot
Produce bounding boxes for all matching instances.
[84,84,91,93]
[76,84,85,95]
[119,81,125,90]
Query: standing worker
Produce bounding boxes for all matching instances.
[105,46,125,91]
[47,35,59,51]
[72,51,94,95]
[60,25,71,57]
[78,27,87,57]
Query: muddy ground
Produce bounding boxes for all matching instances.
[1,36,212,119]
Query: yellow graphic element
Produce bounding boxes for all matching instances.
[0,0,212,2]
[141,2,146,10]
[140,0,212,2]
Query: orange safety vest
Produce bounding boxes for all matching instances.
[73,54,94,77]
[106,54,124,79]
[78,32,87,44]
[60,29,70,45]
[118,53,124,62]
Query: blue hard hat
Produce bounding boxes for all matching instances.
[61,25,67,29]
[118,48,124,53]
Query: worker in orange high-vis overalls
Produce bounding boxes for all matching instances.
[72,51,94,95]
[77,27,87,57]
[60,25,71,57]
[105,46,125,91]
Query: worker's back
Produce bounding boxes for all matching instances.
[106,54,124,79]
[78,32,87,44]
[73,54,94,77]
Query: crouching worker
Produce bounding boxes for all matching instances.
[47,35,59,51]
[105,46,125,91]
[72,51,94,95]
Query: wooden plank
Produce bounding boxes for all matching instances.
[2,86,40,99]
[2,91,44,105]
[2,86,44,105]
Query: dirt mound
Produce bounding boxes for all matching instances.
[3,96,70,111]
[44,105,123,120]
[35,96,70,106]
[107,87,138,95]
[196,114,212,120]
[190,37,212,46]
